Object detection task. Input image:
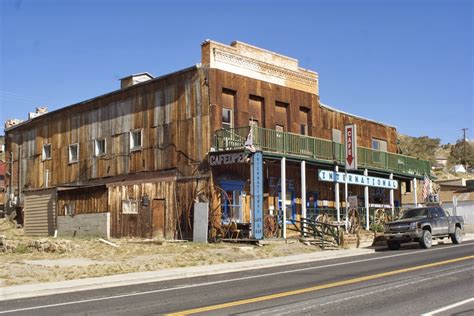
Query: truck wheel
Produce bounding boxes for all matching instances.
[387,241,401,250]
[419,230,432,249]
[451,227,463,244]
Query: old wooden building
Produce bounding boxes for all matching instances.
[4,40,430,239]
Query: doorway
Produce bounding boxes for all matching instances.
[152,199,166,239]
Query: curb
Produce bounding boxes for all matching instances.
[2,234,472,302]
[0,248,374,301]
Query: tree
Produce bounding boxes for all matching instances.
[448,139,474,167]
[398,135,440,164]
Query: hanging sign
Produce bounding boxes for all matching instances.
[345,124,358,170]
[318,170,398,189]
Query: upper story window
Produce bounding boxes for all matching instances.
[300,124,308,136]
[299,107,309,136]
[372,138,387,152]
[42,144,52,161]
[94,138,106,157]
[68,143,79,163]
[222,108,233,129]
[130,129,143,151]
[222,88,236,129]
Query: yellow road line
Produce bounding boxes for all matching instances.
[166,255,474,315]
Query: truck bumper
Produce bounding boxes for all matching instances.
[384,230,422,242]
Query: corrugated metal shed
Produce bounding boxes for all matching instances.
[24,188,56,236]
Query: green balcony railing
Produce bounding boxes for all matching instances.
[214,126,431,177]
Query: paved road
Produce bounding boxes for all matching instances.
[1,241,473,316]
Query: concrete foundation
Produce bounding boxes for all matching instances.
[57,212,110,238]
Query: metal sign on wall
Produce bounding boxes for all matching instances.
[345,124,358,170]
[318,170,399,190]
[209,151,246,166]
[251,152,263,240]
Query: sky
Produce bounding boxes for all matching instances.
[0,0,472,143]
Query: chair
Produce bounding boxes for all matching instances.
[229,221,241,239]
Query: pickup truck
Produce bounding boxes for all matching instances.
[384,206,464,250]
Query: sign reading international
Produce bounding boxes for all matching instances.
[345,124,357,170]
[318,170,398,189]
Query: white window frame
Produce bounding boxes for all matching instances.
[130,129,143,151]
[222,108,233,129]
[64,203,75,216]
[94,138,107,157]
[122,199,138,214]
[42,143,52,161]
[68,143,79,164]
[372,138,387,152]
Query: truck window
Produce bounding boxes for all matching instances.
[436,207,446,218]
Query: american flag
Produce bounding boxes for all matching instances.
[422,174,431,200]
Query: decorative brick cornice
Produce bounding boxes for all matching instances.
[213,48,318,89]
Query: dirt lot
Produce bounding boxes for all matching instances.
[0,219,318,287]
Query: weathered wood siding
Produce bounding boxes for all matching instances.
[57,186,108,216]
[6,67,210,197]
[107,180,177,238]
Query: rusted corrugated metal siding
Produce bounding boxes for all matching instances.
[24,189,56,236]
[209,68,398,152]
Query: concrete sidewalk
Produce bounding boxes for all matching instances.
[1,234,473,302]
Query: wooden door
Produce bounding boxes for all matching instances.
[152,199,166,239]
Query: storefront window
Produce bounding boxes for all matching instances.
[222,190,243,223]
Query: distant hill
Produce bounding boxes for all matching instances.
[398,134,474,180]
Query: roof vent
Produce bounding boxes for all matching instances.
[120,72,154,89]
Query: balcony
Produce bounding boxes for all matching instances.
[214,126,431,177]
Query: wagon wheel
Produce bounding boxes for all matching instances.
[264,215,276,238]
[348,208,360,234]
[315,213,329,224]
[315,213,330,234]
[374,209,386,225]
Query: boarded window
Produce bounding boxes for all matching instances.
[275,101,289,131]
[249,95,264,127]
[299,107,309,136]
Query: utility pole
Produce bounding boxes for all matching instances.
[462,128,468,166]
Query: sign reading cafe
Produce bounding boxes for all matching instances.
[209,151,246,166]
[318,170,398,190]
